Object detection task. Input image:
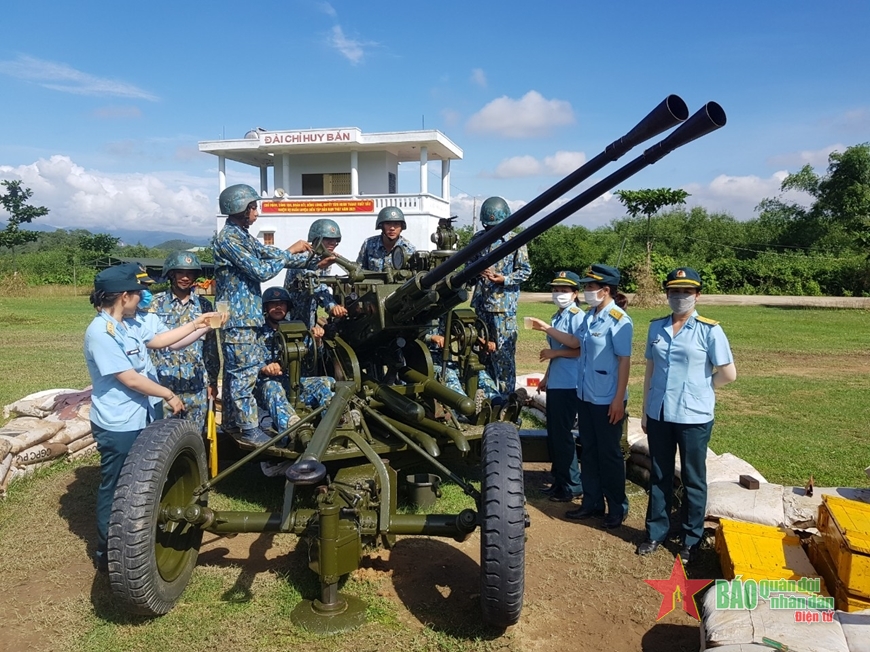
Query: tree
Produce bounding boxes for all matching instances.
[78,233,120,264]
[0,181,48,271]
[615,188,689,306]
[757,143,870,254]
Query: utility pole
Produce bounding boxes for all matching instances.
[471,197,477,232]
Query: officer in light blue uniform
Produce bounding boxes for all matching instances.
[637,267,736,563]
[255,287,334,441]
[213,184,311,446]
[357,206,417,272]
[565,264,633,529]
[85,264,214,570]
[528,271,584,502]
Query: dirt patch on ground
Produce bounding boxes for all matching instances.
[0,462,712,652]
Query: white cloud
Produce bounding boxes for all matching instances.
[489,150,586,178]
[317,1,337,17]
[493,156,542,178]
[0,55,158,100]
[682,171,813,220]
[470,68,486,88]
[0,156,216,235]
[767,143,846,168]
[466,91,575,138]
[326,26,375,65]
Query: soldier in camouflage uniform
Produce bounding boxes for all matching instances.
[283,218,348,330]
[256,287,334,438]
[150,252,219,430]
[466,197,532,398]
[214,183,312,446]
[423,318,499,403]
[357,206,417,271]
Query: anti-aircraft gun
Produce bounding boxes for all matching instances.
[104,95,726,633]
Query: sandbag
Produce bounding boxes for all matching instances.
[3,388,79,418]
[0,437,11,460]
[68,441,98,460]
[706,481,784,527]
[835,609,870,652]
[782,487,870,529]
[706,452,767,484]
[0,418,64,454]
[523,407,546,424]
[8,459,55,482]
[702,589,849,652]
[0,453,12,491]
[629,452,652,471]
[47,418,92,445]
[14,442,68,466]
[67,435,95,454]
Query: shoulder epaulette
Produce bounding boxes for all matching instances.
[650,315,669,322]
[568,306,581,314]
[608,308,623,321]
[106,321,115,336]
[696,315,719,326]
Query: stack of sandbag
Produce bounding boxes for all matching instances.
[0,388,94,497]
[516,373,546,422]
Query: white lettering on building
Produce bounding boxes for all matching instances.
[261,130,355,145]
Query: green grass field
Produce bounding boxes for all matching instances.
[1,290,869,651]
[2,291,868,486]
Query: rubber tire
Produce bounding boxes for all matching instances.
[479,421,525,628]
[107,418,207,616]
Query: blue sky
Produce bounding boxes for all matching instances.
[1,0,868,237]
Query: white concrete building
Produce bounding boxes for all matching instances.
[199,127,463,286]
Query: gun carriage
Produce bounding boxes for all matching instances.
[106,96,725,632]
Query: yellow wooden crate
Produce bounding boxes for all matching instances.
[715,518,824,588]
[807,535,870,612]
[818,495,870,599]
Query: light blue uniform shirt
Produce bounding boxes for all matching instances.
[546,305,584,389]
[574,299,633,405]
[131,311,168,409]
[644,311,733,424]
[85,313,152,431]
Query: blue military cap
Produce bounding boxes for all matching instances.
[549,270,582,288]
[94,263,153,293]
[578,263,621,286]
[664,267,702,290]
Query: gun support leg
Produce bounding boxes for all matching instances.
[290,503,367,633]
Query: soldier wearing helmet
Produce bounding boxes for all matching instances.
[283,218,348,332]
[466,196,532,399]
[213,183,313,446]
[149,252,220,430]
[252,287,334,452]
[356,206,417,271]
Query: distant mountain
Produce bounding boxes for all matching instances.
[28,223,212,248]
[155,239,205,251]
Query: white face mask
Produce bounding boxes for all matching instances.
[552,292,575,309]
[668,293,696,315]
[583,289,603,307]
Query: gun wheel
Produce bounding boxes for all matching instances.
[479,421,525,628]
[107,418,207,616]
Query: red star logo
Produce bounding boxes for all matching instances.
[644,557,712,620]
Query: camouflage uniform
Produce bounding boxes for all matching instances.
[467,230,532,397]
[149,291,219,429]
[423,319,499,400]
[356,235,417,271]
[214,220,308,430]
[283,257,337,330]
[255,322,334,433]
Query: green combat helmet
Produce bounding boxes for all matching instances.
[480,196,511,227]
[162,251,203,279]
[375,206,406,229]
[308,218,342,242]
[219,184,260,216]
